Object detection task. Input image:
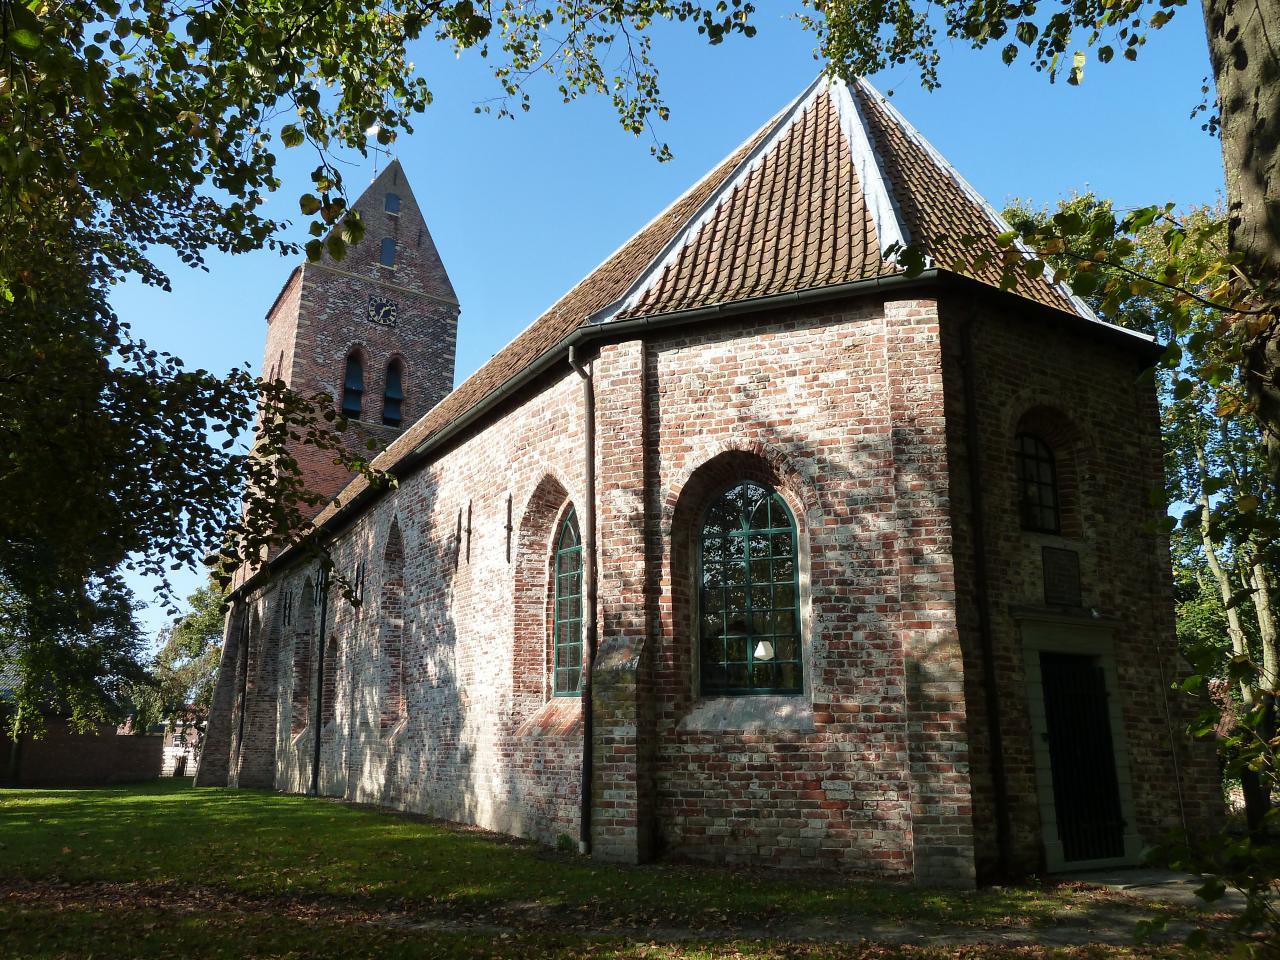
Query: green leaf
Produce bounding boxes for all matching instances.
[299,194,322,215]
[9,29,41,51]
[281,125,305,148]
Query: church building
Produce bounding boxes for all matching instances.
[195,75,1221,886]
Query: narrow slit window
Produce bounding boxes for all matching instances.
[379,237,396,268]
[383,361,404,427]
[553,508,583,696]
[1016,433,1061,534]
[698,480,802,696]
[341,353,363,419]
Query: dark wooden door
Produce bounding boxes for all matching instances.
[1040,652,1126,862]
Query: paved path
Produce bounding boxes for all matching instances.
[1059,867,1251,913]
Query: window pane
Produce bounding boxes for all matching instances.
[553,509,583,696]
[697,480,802,695]
[750,559,770,584]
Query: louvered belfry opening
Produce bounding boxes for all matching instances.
[383,360,404,427]
[1039,652,1126,862]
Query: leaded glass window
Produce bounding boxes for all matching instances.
[553,508,583,696]
[699,481,802,695]
[1016,433,1060,534]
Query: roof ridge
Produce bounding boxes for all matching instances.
[592,73,829,324]
[851,78,1115,328]
[829,77,909,259]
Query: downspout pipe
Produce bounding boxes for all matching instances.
[568,345,598,856]
[309,563,331,797]
[960,318,1013,879]
[233,609,251,777]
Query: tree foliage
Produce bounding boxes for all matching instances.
[0,0,763,733]
[1007,194,1278,951]
[127,579,226,735]
[0,570,147,737]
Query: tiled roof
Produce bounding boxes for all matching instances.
[286,75,1150,544]
[601,76,1101,322]
[303,105,781,528]
[851,81,1087,315]
[618,88,895,318]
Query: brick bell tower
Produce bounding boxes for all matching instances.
[260,159,460,517]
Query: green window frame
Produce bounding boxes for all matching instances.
[552,507,583,696]
[698,480,802,696]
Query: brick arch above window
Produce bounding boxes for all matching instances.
[511,473,576,717]
[662,439,819,534]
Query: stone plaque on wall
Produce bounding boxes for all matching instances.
[1042,547,1082,608]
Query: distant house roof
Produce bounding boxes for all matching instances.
[254,75,1152,572]
[0,646,19,700]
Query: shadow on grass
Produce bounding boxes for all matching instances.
[0,781,1189,939]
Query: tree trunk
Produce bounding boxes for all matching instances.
[1247,562,1279,837]
[1249,560,1280,692]
[1198,447,1257,706]
[1202,0,1280,471]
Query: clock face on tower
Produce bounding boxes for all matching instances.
[366,295,399,327]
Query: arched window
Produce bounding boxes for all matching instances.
[699,480,801,695]
[1016,433,1060,533]
[383,360,404,427]
[379,236,396,268]
[379,523,406,727]
[341,352,363,419]
[289,578,315,736]
[384,192,401,215]
[552,507,583,696]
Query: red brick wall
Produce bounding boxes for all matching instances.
[644,297,971,883]
[4,717,163,787]
[204,283,1218,886]
[261,162,460,518]
[939,297,1222,878]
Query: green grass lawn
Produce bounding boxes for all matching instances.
[0,780,1201,959]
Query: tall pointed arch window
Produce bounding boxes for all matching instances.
[383,360,404,427]
[699,481,801,695]
[552,508,583,696]
[1016,433,1060,534]
[341,352,364,419]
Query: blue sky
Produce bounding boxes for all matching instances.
[118,9,1223,635]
